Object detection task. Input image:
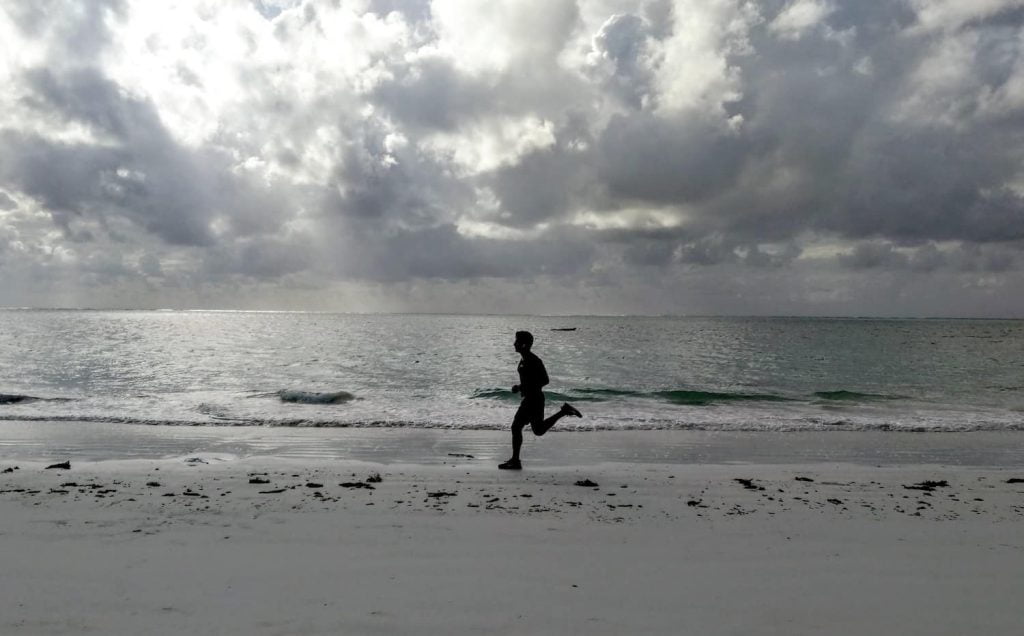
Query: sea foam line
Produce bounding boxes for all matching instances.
[0,414,1022,433]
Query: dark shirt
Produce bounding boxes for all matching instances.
[517,351,549,397]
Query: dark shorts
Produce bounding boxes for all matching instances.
[513,394,545,430]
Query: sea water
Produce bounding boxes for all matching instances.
[1,310,1023,433]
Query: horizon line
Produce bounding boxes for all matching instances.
[1,306,1022,320]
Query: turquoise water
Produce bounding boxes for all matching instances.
[1,310,1023,432]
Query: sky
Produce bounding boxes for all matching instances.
[1,0,1023,316]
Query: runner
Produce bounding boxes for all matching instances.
[498,330,582,470]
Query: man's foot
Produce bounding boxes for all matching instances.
[498,459,522,470]
[561,403,583,418]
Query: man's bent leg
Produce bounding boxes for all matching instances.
[533,403,582,436]
[532,411,561,437]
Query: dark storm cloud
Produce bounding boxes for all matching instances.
[638,235,798,268]
[331,223,595,282]
[4,66,292,247]
[368,24,589,133]
[322,119,472,227]
[596,113,746,205]
[839,242,908,270]
[24,67,164,144]
[638,1,1024,251]
[203,236,312,280]
[622,237,676,267]
[5,68,215,245]
[4,0,125,60]
[838,128,1024,243]
[485,144,582,228]
[837,240,1021,274]
[370,56,489,131]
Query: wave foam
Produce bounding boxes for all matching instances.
[1,413,1022,433]
[470,386,917,406]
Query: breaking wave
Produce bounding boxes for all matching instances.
[0,394,72,405]
[0,394,40,405]
[470,388,611,402]
[651,390,794,406]
[813,390,905,402]
[277,390,356,405]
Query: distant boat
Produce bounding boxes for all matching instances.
[551,327,577,331]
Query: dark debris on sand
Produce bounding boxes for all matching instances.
[575,479,599,487]
[339,482,375,489]
[734,478,765,491]
[904,480,949,492]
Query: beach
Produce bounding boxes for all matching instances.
[2,429,1023,635]
[2,313,1024,633]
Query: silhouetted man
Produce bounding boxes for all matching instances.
[499,330,582,470]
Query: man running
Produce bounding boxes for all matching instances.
[499,330,582,470]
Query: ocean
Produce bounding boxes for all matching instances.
[1,310,1023,435]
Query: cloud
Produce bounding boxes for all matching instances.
[0,191,17,210]
[589,13,655,108]
[596,111,745,204]
[0,0,1023,315]
[769,0,834,40]
[2,61,297,248]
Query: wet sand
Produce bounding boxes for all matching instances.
[3,421,1024,466]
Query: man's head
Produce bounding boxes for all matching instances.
[514,330,533,353]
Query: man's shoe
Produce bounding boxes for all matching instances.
[498,459,522,470]
[562,403,582,418]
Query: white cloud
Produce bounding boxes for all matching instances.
[421,115,556,174]
[909,0,1024,33]
[430,0,580,74]
[769,0,833,40]
[651,0,759,115]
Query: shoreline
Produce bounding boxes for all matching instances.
[2,455,1024,634]
[3,420,1024,467]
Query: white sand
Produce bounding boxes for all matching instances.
[2,455,1023,635]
